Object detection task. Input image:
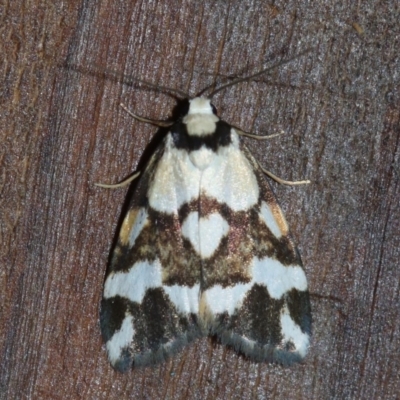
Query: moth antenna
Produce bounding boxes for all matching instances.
[64,62,189,100]
[95,171,141,189]
[208,48,313,99]
[119,74,189,99]
[120,103,174,128]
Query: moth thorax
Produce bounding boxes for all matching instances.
[189,147,215,170]
[183,114,219,137]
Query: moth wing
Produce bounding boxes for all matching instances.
[100,139,203,371]
[199,131,311,364]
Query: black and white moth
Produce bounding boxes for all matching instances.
[99,63,311,371]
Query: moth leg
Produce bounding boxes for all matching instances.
[236,128,284,141]
[95,171,141,189]
[258,164,311,186]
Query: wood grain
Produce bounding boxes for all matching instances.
[1,1,399,399]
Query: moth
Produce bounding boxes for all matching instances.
[99,56,312,371]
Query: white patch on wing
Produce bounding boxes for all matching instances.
[148,136,201,213]
[163,284,200,314]
[148,129,258,213]
[182,211,229,258]
[104,260,163,303]
[106,314,135,364]
[280,307,310,357]
[203,256,307,315]
[104,259,199,314]
[252,258,307,299]
[201,130,259,211]
[260,202,283,239]
[202,281,252,315]
[189,147,214,170]
[128,208,148,247]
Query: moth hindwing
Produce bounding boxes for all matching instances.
[100,97,311,371]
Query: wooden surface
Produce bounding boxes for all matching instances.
[1,1,399,399]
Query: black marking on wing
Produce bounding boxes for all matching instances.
[101,288,201,370]
[100,296,130,342]
[286,289,312,335]
[221,284,285,346]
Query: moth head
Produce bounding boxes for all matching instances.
[187,97,218,116]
